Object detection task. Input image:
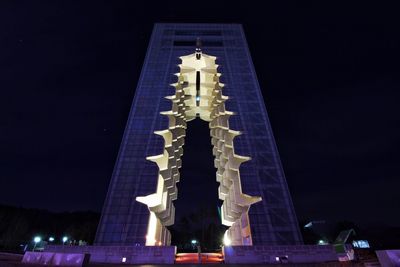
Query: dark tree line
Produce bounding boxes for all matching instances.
[1,204,399,253]
[0,205,99,252]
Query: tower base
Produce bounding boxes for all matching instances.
[45,244,341,264]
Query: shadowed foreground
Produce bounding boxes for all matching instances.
[0,252,366,267]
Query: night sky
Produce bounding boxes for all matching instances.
[1,1,399,228]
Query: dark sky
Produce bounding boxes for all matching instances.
[1,1,399,227]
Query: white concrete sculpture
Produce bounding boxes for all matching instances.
[137,48,261,246]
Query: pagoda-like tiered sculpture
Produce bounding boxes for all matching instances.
[137,46,261,246]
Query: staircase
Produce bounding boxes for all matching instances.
[363,260,381,267]
[175,252,223,264]
[355,249,381,267]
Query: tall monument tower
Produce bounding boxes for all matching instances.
[95,23,302,247]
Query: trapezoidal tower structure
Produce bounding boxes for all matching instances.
[95,23,303,246]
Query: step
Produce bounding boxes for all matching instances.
[175,252,223,264]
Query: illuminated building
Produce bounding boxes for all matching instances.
[95,23,302,246]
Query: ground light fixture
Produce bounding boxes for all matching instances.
[223,232,231,246]
[32,236,41,251]
[318,239,328,245]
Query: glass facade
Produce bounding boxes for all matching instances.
[95,23,303,246]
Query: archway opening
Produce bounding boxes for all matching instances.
[168,119,227,252]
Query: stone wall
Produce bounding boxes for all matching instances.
[376,249,400,267]
[223,245,338,264]
[22,252,89,266]
[45,245,176,264]
[45,244,339,264]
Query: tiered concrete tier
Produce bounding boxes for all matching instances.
[136,82,187,246]
[136,49,261,246]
